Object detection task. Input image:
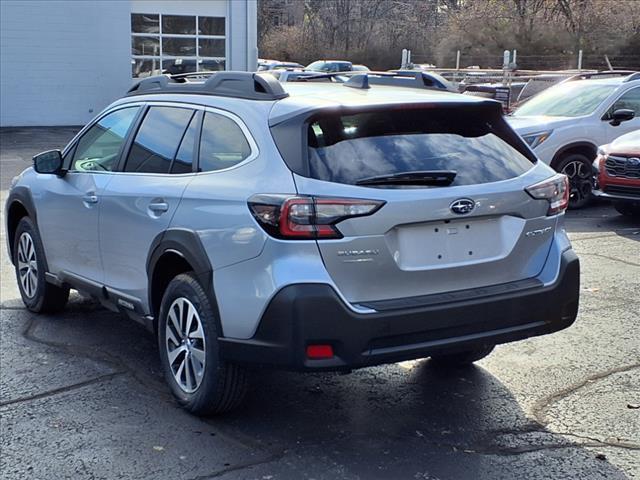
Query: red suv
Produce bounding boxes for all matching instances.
[593,130,640,217]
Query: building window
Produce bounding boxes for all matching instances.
[131,13,226,78]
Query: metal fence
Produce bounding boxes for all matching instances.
[411,52,640,71]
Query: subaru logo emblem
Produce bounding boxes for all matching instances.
[628,157,640,167]
[450,198,476,215]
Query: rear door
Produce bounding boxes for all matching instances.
[99,104,200,304]
[292,104,558,304]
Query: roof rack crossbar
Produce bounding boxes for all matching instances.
[285,70,455,92]
[343,74,370,89]
[347,71,455,92]
[169,72,217,80]
[293,72,342,81]
[126,71,289,100]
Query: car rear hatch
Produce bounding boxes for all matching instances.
[270,101,564,305]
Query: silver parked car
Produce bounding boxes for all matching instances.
[5,72,580,415]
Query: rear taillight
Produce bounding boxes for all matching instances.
[525,174,569,216]
[248,195,384,239]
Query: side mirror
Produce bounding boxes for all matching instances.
[609,108,635,126]
[33,150,65,176]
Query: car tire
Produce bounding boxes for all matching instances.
[429,345,495,367]
[13,217,69,313]
[614,201,640,217]
[555,153,593,209]
[158,272,247,416]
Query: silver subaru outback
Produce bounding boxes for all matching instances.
[5,72,580,415]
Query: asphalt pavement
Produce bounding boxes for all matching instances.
[1,127,639,480]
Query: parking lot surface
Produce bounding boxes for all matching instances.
[1,127,639,480]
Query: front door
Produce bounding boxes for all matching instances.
[602,86,640,142]
[36,106,141,283]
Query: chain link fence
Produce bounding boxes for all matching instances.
[412,53,640,71]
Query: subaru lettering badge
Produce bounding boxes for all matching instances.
[450,198,476,215]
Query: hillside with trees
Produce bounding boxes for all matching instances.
[258,0,640,70]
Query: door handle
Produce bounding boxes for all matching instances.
[83,193,98,204]
[148,201,169,213]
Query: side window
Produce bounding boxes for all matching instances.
[171,113,199,174]
[609,87,640,115]
[71,107,139,172]
[125,106,195,173]
[198,112,251,172]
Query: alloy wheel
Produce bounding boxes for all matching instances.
[561,159,592,207]
[17,232,38,298]
[165,297,206,393]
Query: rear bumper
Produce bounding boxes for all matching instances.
[219,249,580,371]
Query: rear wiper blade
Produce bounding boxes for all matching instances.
[355,170,457,187]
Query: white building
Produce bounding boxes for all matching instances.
[0,0,257,126]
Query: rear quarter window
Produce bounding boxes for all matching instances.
[307,108,534,187]
[198,112,252,172]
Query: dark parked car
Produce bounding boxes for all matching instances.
[305,60,353,73]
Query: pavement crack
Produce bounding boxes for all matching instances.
[0,371,127,407]
[570,230,640,242]
[185,451,285,480]
[531,362,640,426]
[553,431,640,451]
[472,441,605,456]
[579,252,640,267]
[411,431,640,457]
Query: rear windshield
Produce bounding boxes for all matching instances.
[307,108,535,187]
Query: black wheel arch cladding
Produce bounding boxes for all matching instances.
[147,229,223,334]
[6,187,41,266]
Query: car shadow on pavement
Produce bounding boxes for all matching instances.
[2,293,628,479]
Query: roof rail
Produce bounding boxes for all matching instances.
[288,70,456,92]
[564,70,638,82]
[126,71,289,101]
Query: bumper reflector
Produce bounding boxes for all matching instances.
[306,344,334,359]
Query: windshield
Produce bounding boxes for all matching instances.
[514,82,617,117]
[307,109,534,187]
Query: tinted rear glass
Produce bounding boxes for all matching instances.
[307,108,534,187]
